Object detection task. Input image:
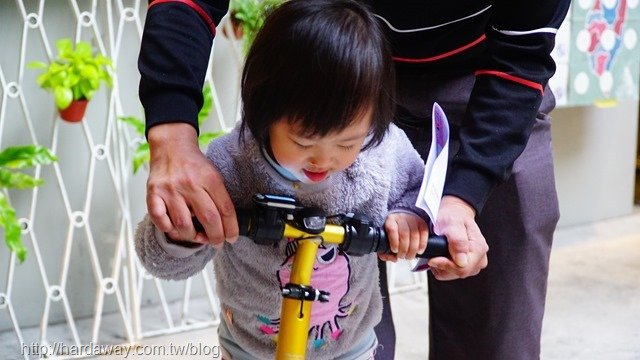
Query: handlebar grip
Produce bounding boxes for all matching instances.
[236,209,251,236]
[420,235,449,259]
[373,229,449,259]
[192,207,282,246]
[341,222,450,259]
[192,209,251,236]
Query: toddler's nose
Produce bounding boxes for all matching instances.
[309,153,330,169]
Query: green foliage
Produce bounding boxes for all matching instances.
[230,0,286,55]
[199,82,215,125]
[119,84,225,174]
[0,145,57,263]
[118,116,150,173]
[29,38,113,110]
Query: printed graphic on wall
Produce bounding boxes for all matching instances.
[569,0,639,105]
[549,9,572,106]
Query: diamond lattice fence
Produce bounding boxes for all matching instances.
[0,1,425,359]
[0,1,241,358]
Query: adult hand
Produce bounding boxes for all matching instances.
[146,123,239,247]
[428,195,489,280]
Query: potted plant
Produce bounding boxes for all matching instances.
[0,145,57,263]
[225,0,285,55]
[29,38,113,123]
[119,84,225,173]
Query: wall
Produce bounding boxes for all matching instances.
[552,101,639,227]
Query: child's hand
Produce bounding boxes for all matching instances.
[379,212,428,262]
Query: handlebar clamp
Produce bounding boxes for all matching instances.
[281,283,330,303]
[339,213,388,256]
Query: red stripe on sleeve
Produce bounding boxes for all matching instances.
[393,35,486,63]
[149,0,217,36]
[475,70,544,94]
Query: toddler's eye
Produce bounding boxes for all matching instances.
[339,145,355,151]
[294,141,312,149]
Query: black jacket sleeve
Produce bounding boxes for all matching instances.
[443,0,570,213]
[138,0,229,136]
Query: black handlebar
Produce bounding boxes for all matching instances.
[341,218,449,258]
[193,194,450,259]
[194,207,449,259]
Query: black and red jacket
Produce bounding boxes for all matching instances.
[138,0,571,213]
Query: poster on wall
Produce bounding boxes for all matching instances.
[564,0,639,106]
[549,7,572,106]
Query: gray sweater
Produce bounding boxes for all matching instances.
[135,124,426,359]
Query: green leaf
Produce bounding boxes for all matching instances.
[120,83,218,173]
[36,71,50,87]
[79,81,95,100]
[56,38,73,56]
[198,83,214,125]
[54,86,73,109]
[31,38,112,105]
[231,0,285,55]
[118,116,146,136]
[132,142,150,174]
[81,64,98,79]
[27,61,48,69]
[198,131,225,148]
[75,41,93,58]
[0,145,57,169]
[0,192,26,263]
[0,168,43,189]
[52,69,71,86]
[104,73,114,88]
[0,145,56,263]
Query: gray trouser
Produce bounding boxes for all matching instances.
[390,69,560,360]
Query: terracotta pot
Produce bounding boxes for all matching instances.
[59,99,88,122]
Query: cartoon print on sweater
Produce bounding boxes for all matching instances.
[258,241,353,349]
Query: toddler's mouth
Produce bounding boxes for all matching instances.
[303,169,328,182]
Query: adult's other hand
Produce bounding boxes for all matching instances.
[146,123,238,247]
[428,195,489,280]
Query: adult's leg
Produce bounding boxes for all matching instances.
[426,92,559,359]
[394,69,559,359]
[374,259,396,359]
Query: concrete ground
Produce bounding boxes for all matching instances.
[92,208,640,359]
[393,208,640,360]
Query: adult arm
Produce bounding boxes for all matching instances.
[138,0,237,246]
[432,0,570,279]
[444,0,571,212]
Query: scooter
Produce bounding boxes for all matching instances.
[213,193,449,359]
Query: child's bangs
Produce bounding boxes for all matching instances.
[240,0,394,149]
[279,70,378,139]
[275,11,384,137]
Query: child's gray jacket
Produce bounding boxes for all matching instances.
[135,124,426,359]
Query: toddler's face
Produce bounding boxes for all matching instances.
[268,109,372,184]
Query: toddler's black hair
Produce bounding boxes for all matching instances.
[240,0,395,150]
